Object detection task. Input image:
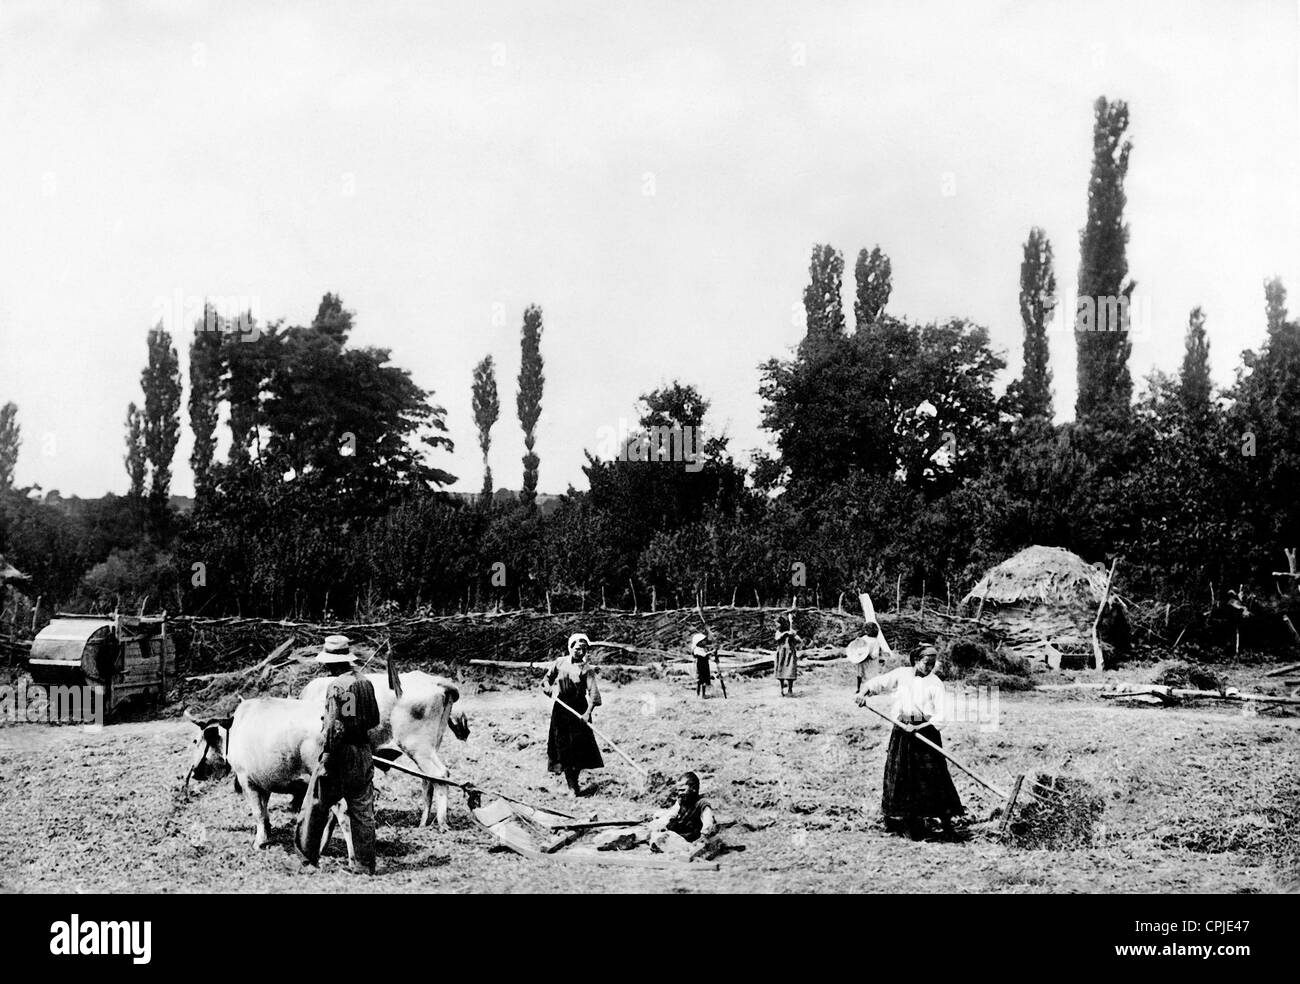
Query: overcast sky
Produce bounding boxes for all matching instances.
[1,0,1297,499]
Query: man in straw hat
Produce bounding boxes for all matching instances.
[295,634,382,873]
[856,645,964,840]
[541,632,603,796]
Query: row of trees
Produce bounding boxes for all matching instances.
[2,95,1298,626]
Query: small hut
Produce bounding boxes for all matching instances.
[962,546,1120,665]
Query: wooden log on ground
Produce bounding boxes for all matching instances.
[1099,685,1300,706]
[1264,661,1300,678]
[469,658,657,673]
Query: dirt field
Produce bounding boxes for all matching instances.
[2,662,1298,893]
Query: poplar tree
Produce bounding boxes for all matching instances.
[853,245,892,330]
[517,305,545,507]
[1075,96,1135,424]
[472,354,500,501]
[1018,227,1056,420]
[1178,306,1211,423]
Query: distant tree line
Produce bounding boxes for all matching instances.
[2,95,1299,625]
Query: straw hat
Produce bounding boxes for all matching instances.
[315,634,356,664]
[845,633,882,665]
[567,632,591,655]
[690,631,708,654]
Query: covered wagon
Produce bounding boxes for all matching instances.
[28,614,176,719]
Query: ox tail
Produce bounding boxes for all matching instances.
[233,774,243,795]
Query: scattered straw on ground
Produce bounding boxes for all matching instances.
[1003,774,1105,850]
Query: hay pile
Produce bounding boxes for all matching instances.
[944,637,1035,690]
[964,546,1110,607]
[1149,659,1225,692]
[962,546,1123,663]
[1004,774,1105,850]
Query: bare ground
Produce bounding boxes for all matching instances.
[2,663,1298,893]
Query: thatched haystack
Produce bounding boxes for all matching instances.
[962,545,1115,663]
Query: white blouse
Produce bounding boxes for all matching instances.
[862,665,947,728]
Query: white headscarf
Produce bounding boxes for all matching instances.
[561,633,592,683]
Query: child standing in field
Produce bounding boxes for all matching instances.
[851,621,884,693]
[774,613,801,697]
[691,631,713,698]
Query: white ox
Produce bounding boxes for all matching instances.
[298,671,469,831]
[185,697,323,850]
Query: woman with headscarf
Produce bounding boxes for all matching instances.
[855,645,964,840]
[542,632,604,796]
[773,613,801,697]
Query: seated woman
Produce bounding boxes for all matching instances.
[855,645,964,840]
[648,771,718,855]
[591,771,719,857]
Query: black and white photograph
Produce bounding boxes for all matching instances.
[0,0,1297,927]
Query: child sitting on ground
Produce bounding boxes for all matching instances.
[592,771,720,858]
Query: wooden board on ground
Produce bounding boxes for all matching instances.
[470,797,719,872]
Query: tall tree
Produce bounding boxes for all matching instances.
[760,316,1005,495]
[1265,277,1289,338]
[141,323,183,512]
[189,304,223,498]
[853,245,892,330]
[1075,96,1135,425]
[800,244,845,355]
[224,312,267,464]
[259,294,453,495]
[584,381,750,592]
[313,292,353,344]
[1231,296,1300,571]
[124,402,146,499]
[0,402,19,489]
[1017,228,1056,419]
[517,304,545,507]
[1178,306,1212,423]
[471,354,500,500]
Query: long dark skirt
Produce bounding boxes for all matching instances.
[695,655,712,686]
[547,693,604,773]
[882,724,964,819]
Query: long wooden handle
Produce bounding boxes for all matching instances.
[373,756,467,788]
[543,688,649,777]
[859,702,1009,800]
[374,756,579,821]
